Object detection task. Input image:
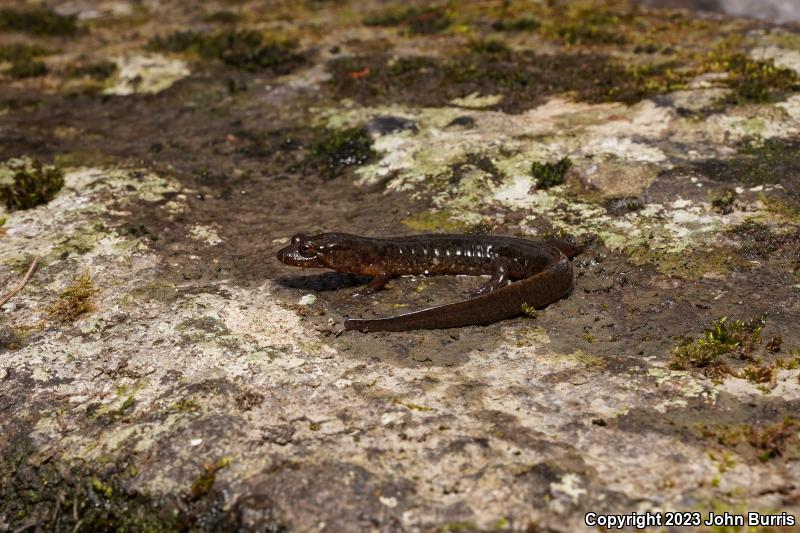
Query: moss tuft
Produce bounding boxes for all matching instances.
[520,303,539,318]
[0,158,64,210]
[402,209,475,233]
[553,13,627,46]
[0,7,80,37]
[46,273,99,324]
[492,17,540,32]
[711,54,799,105]
[1,43,51,79]
[5,59,47,78]
[148,30,303,73]
[0,43,50,62]
[669,316,765,377]
[709,187,736,214]
[307,127,376,178]
[531,157,571,189]
[189,457,233,500]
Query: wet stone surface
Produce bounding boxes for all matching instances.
[1,0,800,531]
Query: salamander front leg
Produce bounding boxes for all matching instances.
[352,272,390,297]
[470,258,513,297]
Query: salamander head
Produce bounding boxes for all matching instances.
[277,232,359,270]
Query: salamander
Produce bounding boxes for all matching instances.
[276,232,579,332]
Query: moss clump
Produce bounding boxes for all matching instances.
[0,158,64,210]
[0,436,180,531]
[531,157,571,189]
[520,303,539,319]
[699,418,799,461]
[189,457,232,500]
[307,127,376,178]
[552,10,628,46]
[402,209,474,233]
[669,316,765,376]
[5,59,47,78]
[710,187,736,214]
[363,6,451,35]
[67,60,117,80]
[711,54,799,105]
[739,363,777,389]
[0,43,49,62]
[0,43,51,79]
[46,273,99,324]
[605,61,688,102]
[492,17,540,32]
[170,398,201,413]
[148,30,303,73]
[0,7,79,37]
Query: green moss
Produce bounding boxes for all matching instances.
[492,17,540,32]
[669,316,766,376]
[5,59,47,78]
[100,395,136,422]
[709,187,736,214]
[402,209,473,233]
[67,60,117,80]
[92,478,114,499]
[711,54,799,105]
[363,6,451,35]
[531,157,571,189]
[0,435,180,531]
[307,127,376,178]
[705,418,800,461]
[0,7,80,36]
[189,456,232,500]
[551,9,629,46]
[46,273,99,324]
[148,30,303,72]
[0,158,64,210]
[0,43,50,62]
[170,398,201,413]
[402,402,433,412]
[626,244,742,279]
[520,303,539,319]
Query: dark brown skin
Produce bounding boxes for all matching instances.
[277,233,579,332]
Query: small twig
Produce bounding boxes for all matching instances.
[0,256,39,308]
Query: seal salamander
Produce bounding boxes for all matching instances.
[277,233,578,332]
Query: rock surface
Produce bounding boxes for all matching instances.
[1,1,799,531]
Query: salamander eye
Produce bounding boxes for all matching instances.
[298,242,316,257]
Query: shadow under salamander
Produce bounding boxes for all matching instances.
[275,272,370,292]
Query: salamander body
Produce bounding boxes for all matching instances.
[276,232,579,332]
